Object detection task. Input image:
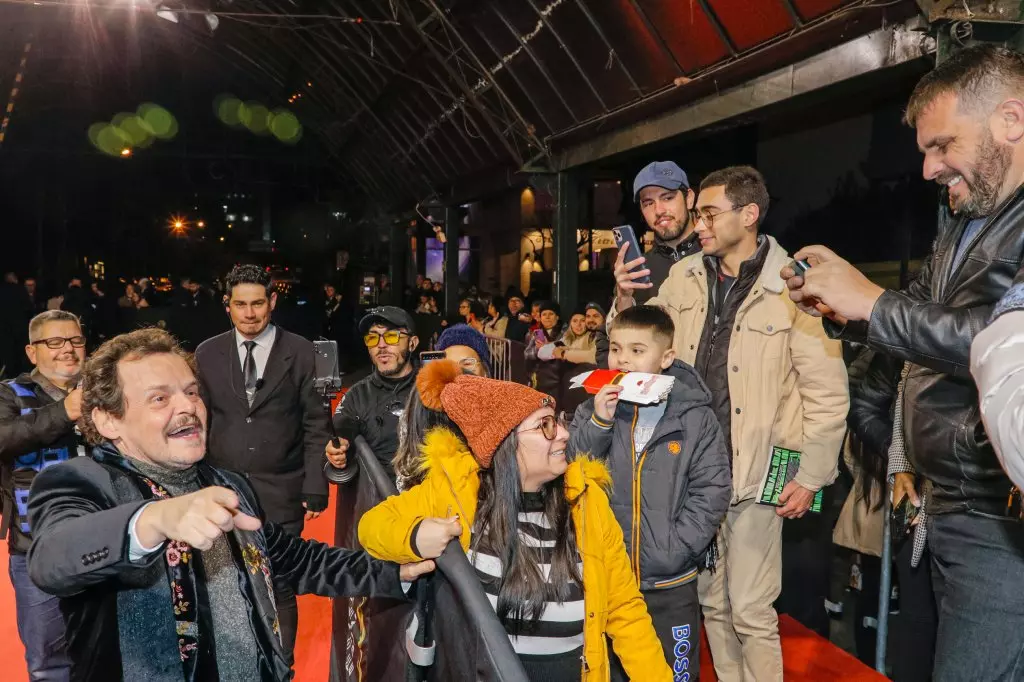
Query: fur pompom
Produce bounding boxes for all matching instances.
[416,358,460,411]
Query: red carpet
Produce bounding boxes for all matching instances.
[1,485,885,681]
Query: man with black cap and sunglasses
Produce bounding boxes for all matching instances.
[324,306,419,480]
[630,161,702,304]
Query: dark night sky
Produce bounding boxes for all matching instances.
[0,4,355,291]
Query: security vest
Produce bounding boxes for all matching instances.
[0,379,83,553]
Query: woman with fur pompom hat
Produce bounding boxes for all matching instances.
[358,359,671,681]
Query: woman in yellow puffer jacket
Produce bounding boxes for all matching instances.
[358,359,671,682]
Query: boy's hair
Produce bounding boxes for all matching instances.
[609,305,675,346]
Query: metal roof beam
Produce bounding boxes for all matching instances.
[572,0,642,96]
[624,0,685,75]
[469,24,557,134]
[555,19,935,168]
[490,4,578,122]
[523,0,606,111]
[418,0,550,157]
[695,0,738,57]
[397,0,526,166]
[780,0,805,28]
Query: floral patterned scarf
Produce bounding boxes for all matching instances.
[92,445,285,681]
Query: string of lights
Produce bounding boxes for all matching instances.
[0,0,400,24]
[0,39,32,148]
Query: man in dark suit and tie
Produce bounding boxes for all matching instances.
[195,264,331,666]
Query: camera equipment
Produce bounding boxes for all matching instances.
[313,339,358,484]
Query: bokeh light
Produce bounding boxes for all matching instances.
[241,101,270,135]
[88,103,177,156]
[213,95,302,145]
[270,109,302,144]
[214,94,244,127]
[138,103,178,140]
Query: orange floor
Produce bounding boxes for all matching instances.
[2,485,885,681]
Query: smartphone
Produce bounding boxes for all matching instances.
[420,350,446,364]
[612,225,651,284]
[789,259,811,275]
[534,329,548,345]
[890,495,919,542]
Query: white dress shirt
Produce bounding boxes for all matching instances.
[235,324,277,380]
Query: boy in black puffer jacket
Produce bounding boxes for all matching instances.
[569,305,731,681]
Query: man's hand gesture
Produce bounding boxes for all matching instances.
[136,486,263,550]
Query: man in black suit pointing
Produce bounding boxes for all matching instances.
[195,264,331,667]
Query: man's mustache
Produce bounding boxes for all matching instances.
[164,415,203,437]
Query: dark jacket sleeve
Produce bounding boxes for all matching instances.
[567,399,613,461]
[825,251,935,344]
[264,520,406,600]
[594,330,609,368]
[669,408,731,570]
[830,246,990,378]
[846,348,900,457]
[296,344,330,499]
[0,384,75,464]
[26,460,161,597]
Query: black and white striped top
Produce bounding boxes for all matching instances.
[467,492,586,667]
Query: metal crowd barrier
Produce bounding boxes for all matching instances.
[327,436,529,682]
[485,337,528,385]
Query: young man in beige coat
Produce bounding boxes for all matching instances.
[610,166,849,681]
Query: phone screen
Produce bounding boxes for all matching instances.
[420,351,447,364]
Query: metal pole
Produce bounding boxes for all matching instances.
[874,493,893,673]
[444,206,460,316]
[555,172,579,310]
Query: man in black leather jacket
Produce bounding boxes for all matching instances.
[783,45,1024,680]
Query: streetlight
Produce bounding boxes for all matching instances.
[197,220,206,228]
[120,148,132,157]
[168,215,188,235]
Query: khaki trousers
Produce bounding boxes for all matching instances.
[698,498,784,682]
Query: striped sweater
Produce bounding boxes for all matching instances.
[467,492,585,676]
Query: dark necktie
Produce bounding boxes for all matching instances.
[243,340,257,406]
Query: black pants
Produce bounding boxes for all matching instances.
[611,580,701,681]
[853,541,936,682]
[274,519,303,667]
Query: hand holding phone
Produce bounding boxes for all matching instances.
[890,495,920,544]
[612,225,652,287]
[789,259,811,275]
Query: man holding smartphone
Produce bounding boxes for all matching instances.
[631,160,703,303]
[324,306,419,480]
[610,166,848,682]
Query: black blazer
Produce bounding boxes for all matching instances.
[26,452,405,682]
[195,327,331,525]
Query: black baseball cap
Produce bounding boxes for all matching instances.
[359,306,416,335]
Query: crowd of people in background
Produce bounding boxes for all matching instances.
[7,43,1024,682]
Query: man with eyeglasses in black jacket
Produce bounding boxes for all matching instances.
[0,310,88,682]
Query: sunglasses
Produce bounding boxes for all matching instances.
[517,414,568,441]
[32,336,87,350]
[363,330,409,348]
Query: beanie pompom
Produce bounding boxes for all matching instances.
[417,358,460,411]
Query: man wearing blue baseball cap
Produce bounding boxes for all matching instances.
[629,160,701,303]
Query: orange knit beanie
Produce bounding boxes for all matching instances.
[417,359,554,468]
